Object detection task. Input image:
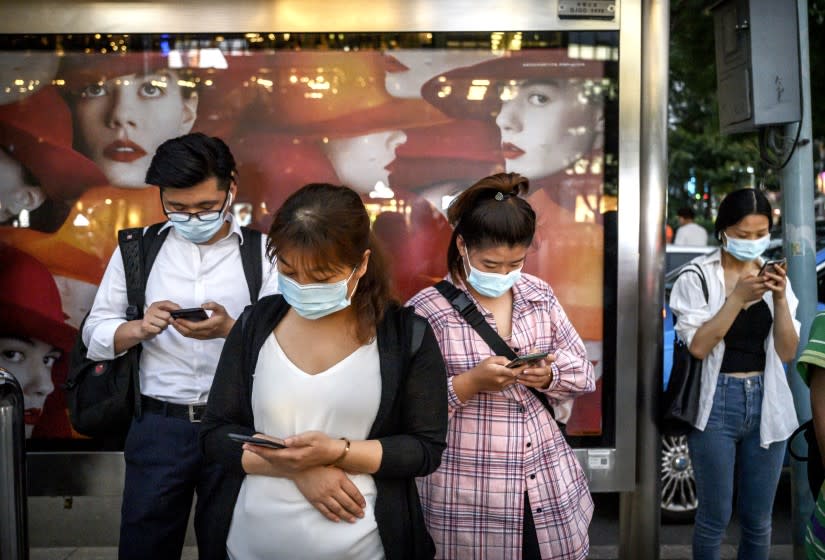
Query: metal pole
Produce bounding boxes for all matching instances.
[780,1,816,557]
[619,0,668,558]
[0,367,29,560]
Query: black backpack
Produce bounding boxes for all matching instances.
[66,223,263,440]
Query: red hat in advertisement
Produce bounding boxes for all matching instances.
[390,119,504,192]
[57,51,212,95]
[233,132,340,229]
[0,244,76,353]
[0,85,106,201]
[240,51,450,139]
[421,49,607,121]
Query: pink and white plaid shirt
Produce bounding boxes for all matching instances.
[407,274,595,560]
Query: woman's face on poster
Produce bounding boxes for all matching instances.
[495,80,603,181]
[73,71,198,188]
[0,337,59,438]
[0,147,44,222]
[321,130,408,194]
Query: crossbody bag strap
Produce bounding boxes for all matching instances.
[434,281,517,359]
[433,280,557,420]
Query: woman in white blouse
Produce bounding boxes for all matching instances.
[669,188,799,560]
[200,183,448,560]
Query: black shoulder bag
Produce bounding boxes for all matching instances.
[434,280,558,422]
[67,224,263,440]
[661,264,708,435]
[66,223,168,439]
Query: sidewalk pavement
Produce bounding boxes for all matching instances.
[30,545,794,559]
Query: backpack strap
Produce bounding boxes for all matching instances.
[433,280,557,421]
[240,227,263,304]
[118,228,146,321]
[116,222,170,418]
[141,222,170,286]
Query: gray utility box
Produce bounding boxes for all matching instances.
[711,0,801,134]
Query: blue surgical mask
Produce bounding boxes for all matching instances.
[463,255,522,298]
[168,192,232,244]
[171,217,226,244]
[278,268,358,320]
[723,233,771,262]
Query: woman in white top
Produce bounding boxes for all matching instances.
[669,188,799,560]
[200,183,448,560]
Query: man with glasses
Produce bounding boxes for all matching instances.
[82,132,277,559]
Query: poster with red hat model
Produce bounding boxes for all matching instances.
[0,244,77,439]
[0,36,618,444]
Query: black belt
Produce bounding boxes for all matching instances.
[141,395,207,423]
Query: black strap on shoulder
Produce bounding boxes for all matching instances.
[117,222,169,419]
[433,280,556,420]
[118,222,170,321]
[671,264,709,326]
[142,222,170,282]
[435,281,517,359]
[240,227,263,304]
[675,264,709,303]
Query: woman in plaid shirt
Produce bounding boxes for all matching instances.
[407,172,595,559]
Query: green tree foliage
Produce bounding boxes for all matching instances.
[669,0,825,243]
[669,0,790,224]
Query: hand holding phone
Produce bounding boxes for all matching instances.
[506,351,550,369]
[758,258,787,276]
[228,432,287,449]
[170,307,209,322]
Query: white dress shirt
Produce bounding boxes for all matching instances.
[668,249,800,447]
[82,216,278,405]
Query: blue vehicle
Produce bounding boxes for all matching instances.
[660,244,825,522]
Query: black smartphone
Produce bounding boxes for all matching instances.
[759,258,787,276]
[227,433,287,449]
[170,307,209,322]
[505,351,550,369]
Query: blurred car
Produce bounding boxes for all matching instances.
[661,243,825,522]
[661,244,715,523]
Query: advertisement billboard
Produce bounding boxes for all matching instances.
[0,32,618,449]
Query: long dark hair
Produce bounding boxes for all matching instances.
[713,188,773,242]
[267,183,394,342]
[446,172,536,281]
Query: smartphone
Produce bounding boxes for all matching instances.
[759,258,787,276]
[505,351,550,369]
[227,433,287,449]
[170,307,209,322]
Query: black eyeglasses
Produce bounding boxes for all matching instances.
[162,192,230,223]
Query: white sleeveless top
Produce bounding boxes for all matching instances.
[226,334,384,560]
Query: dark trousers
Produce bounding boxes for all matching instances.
[523,491,542,559]
[119,411,225,560]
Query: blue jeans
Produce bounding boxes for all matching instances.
[687,375,786,560]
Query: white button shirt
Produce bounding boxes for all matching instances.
[82,216,278,405]
[668,249,800,447]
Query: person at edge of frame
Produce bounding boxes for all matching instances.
[407,172,595,559]
[668,188,799,560]
[794,312,825,559]
[81,132,278,559]
[200,182,448,560]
